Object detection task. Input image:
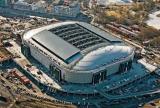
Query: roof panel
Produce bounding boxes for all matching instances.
[78,22,122,42]
[32,30,81,61]
[73,45,134,71]
[49,23,108,50]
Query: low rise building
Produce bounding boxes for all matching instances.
[31,1,47,13]
[13,0,47,13]
[89,0,133,8]
[51,0,80,17]
[13,0,32,11]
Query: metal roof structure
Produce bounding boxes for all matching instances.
[79,22,122,42]
[32,30,81,62]
[49,23,109,50]
[73,45,134,71]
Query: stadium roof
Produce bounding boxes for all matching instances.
[79,22,122,42]
[32,30,81,63]
[73,45,134,71]
[49,23,110,50]
[23,21,132,67]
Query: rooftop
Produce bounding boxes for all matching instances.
[146,10,160,30]
[49,23,109,50]
[73,45,134,71]
[32,30,81,63]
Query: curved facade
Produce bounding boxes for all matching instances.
[22,21,135,84]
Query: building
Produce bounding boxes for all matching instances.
[13,0,32,11]
[11,68,30,85]
[89,0,97,8]
[13,0,46,13]
[51,0,80,17]
[0,0,8,6]
[89,0,133,7]
[31,1,47,13]
[22,21,134,84]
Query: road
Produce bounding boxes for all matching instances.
[97,88,160,100]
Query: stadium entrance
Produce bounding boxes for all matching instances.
[49,64,61,81]
[92,70,107,84]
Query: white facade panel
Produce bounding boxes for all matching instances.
[64,71,93,83]
[107,63,120,76]
[29,44,51,69]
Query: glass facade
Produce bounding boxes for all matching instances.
[0,0,6,6]
[21,44,31,58]
[49,64,61,81]
[118,60,132,73]
[92,70,107,84]
[92,60,133,84]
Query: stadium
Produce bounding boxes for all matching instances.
[22,21,135,84]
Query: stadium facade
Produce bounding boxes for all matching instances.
[22,22,134,84]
